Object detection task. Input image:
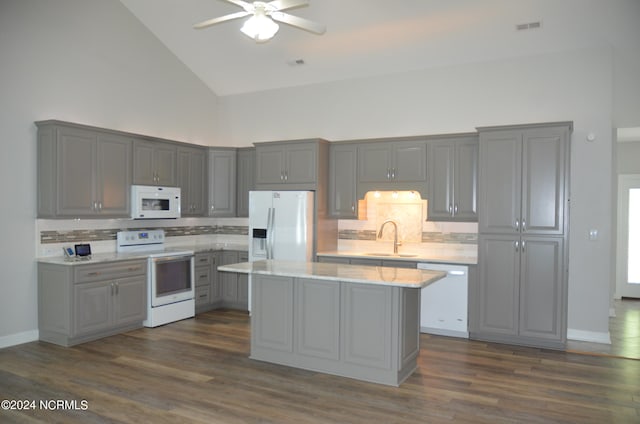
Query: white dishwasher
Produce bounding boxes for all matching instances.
[417,262,469,338]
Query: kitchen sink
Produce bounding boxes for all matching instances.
[363,252,417,258]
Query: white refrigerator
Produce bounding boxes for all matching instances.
[248,190,315,262]
[248,191,314,312]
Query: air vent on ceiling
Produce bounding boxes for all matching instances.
[516,21,542,31]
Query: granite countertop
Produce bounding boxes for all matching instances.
[317,251,477,265]
[37,252,153,266]
[218,260,446,288]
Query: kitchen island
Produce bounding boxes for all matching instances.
[217,260,446,386]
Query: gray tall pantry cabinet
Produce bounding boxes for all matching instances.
[470,122,571,350]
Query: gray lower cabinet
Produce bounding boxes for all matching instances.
[427,135,478,221]
[250,274,421,386]
[472,235,565,348]
[318,256,417,269]
[36,121,132,218]
[133,139,177,186]
[178,146,207,216]
[38,259,147,347]
[236,147,255,217]
[208,148,237,217]
[328,143,358,218]
[194,251,222,313]
[219,251,249,310]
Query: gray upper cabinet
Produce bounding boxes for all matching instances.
[328,143,358,218]
[236,147,255,217]
[36,121,132,218]
[358,140,426,183]
[255,140,327,189]
[177,146,207,216]
[208,148,237,217]
[133,139,177,187]
[427,135,478,222]
[356,139,427,198]
[478,125,569,235]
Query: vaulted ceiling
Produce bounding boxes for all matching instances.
[120,0,639,96]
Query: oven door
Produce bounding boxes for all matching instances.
[149,255,194,307]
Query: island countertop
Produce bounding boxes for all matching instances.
[218,259,446,288]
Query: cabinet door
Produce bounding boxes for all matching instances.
[252,274,294,353]
[74,281,113,336]
[453,139,478,221]
[519,237,564,341]
[256,145,285,185]
[476,234,520,336]
[132,141,156,185]
[358,143,391,183]
[178,147,207,216]
[208,149,237,217]
[210,252,221,301]
[96,134,131,216]
[113,276,147,327]
[479,131,522,234]
[393,141,426,182]
[154,143,177,186]
[57,127,96,216]
[236,148,255,217]
[296,278,340,360]
[285,143,317,184]
[521,128,567,235]
[427,142,454,220]
[220,251,239,302]
[329,144,358,218]
[237,252,249,308]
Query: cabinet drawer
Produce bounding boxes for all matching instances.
[194,252,212,267]
[74,260,146,283]
[195,286,210,306]
[195,266,211,287]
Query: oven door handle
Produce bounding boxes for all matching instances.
[152,255,193,264]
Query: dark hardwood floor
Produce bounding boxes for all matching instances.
[1,309,639,423]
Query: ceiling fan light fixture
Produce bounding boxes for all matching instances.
[240,13,279,42]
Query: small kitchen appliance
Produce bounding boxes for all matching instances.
[117,229,194,327]
[131,185,181,219]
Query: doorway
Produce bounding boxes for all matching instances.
[616,174,640,298]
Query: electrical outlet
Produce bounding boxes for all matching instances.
[589,229,598,240]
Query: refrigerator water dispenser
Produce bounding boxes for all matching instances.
[252,228,267,258]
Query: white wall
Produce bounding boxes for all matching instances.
[0,0,220,345]
[219,47,619,341]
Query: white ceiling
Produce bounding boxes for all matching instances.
[119,0,638,96]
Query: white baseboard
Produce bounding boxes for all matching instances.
[421,327,469,339]
[567,328,611,344]
[0,330,39,349]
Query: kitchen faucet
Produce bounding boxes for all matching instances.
[378,219,402,254]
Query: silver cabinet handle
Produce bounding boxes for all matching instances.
[514,240,519,252]
[448,204,453,216]
[98,201,102,211]
[386,168,391,180]
[515,219,520,231]
[522,219,526,232]
[351,204,355,212]
[391,168,396,179]
[521,240,526,252]
[454,204,458,215]
[284,171,288,181]
[115,282,119,295]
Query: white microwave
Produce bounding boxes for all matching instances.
[131,185,181,219]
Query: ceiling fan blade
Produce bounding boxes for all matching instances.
[193,11,251,29]
[270,11,325,34]
[219,0,252,10]
[267,0,309,11]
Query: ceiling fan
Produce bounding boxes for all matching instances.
[193,0,326,43]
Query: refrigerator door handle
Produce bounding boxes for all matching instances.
[266,207,272,259]
[269,207,275,259]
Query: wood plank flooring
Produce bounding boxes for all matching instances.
[1,309,639,423]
